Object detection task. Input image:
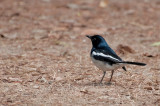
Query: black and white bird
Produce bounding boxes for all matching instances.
[86,35,146,84]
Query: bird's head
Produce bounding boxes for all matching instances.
[86,35,108,48]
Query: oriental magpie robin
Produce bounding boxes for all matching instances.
[86,35,146,84]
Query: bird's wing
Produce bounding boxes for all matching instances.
[104,46,122,61]
[91,48,123,65]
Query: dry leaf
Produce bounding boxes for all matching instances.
[117,44,135,54]
[151,42,160,46]
[99,0,108,8]
[144,86,153,90]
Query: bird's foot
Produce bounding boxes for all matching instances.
[99,82,104,86]
[105,82,112,86]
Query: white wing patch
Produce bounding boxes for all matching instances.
[92,51,120,62]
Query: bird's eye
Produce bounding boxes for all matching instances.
[93,38,96,41]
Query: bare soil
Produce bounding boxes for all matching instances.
[0,0,160,105]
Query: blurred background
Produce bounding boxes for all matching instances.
[0,0,159,105]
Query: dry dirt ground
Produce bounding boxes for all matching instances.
[0,0,160,105]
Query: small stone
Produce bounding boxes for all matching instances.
[33,85,39,89]
[55,77,63,81]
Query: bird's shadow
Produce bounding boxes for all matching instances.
[74,81,114,87]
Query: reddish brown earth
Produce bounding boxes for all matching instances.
[0,0,160,105]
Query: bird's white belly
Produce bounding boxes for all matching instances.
[91,57,123,71]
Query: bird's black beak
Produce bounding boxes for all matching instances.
[86,35,91,39]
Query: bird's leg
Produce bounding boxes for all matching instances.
[107,70,114,85]
[99,71,106,84]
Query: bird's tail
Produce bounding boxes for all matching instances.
[120,61,146,66]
